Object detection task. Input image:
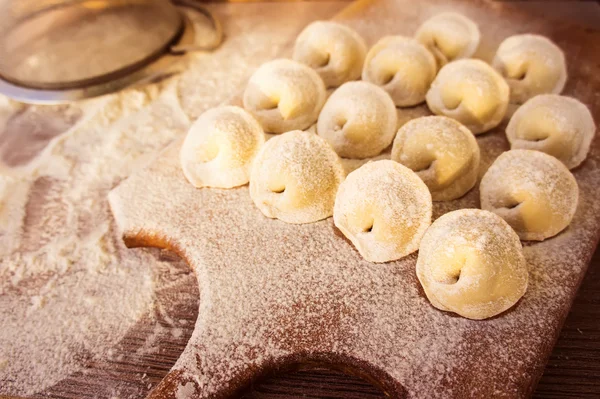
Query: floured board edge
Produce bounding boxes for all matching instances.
[108,0,600,398]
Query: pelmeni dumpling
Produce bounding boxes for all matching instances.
[250,130,344,224]
[506,94,595,170]
[426,59,509,134]
[415,12,480,69]
[180,106,265,189]
[480,149,578,241]
[293,21,367,88]
[492,34,567,105]
[391,116,480,201]
[317,81,397,159]
[362,36,437,107]
[416,209,528,320]
[243,59,326,134]
[334,160,432,263]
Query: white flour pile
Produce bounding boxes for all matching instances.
[0,3,343,396]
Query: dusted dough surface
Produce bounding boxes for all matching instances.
[480,149,579,241]
[493,34,567,105]
[416,209,528,320]
[392,116,480,201]
[333,160,432,262]
[250,130,344,224]
[180,106,265,189]
[317,81,397,159]
[361,36,436,107]
[243,59,326,133]
[426,59,509,134]
[415,12,480,69]
[506,94,596,170]
[293,21,367,88]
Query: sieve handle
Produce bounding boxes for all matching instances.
[169,0,224,53]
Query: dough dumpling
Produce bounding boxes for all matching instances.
[415,12,480,68]
[492,34,567,105]
[426,59,509,134]
[243,59,326,134]
[293,21,367,88]
[392,116,480,201]
[506,94,595,170]
[480,149,578,241]
[250,130,344,224]
[317,81,397,159]
[416,209,528,320]
[362,36,436,107]
[333,160,432,262]
[180,106,265,188]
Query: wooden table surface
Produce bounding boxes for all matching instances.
[2,1,599,399]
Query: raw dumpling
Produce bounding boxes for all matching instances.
[362,36,437,107]
[250,130,344,224]
[492,34,567,105]
[243,59,326,134]
[333,160,432,262]
[415,12,480,68]
[317,81,397,159]
[506,94,595,170]
[480,149,578,241]
[426,59,509,134]
[180,106,265,188]
[293,21,367,88]
[391,116,480,201]
[416,209,528,320]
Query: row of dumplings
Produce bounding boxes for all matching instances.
[179,14,595,319]
[180,115,542,320]
[293,14,569,132]
[238,13,594,168]
[293,14,593,167]
[181,14,593,213]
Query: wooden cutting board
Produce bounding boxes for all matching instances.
[109,0,600,397]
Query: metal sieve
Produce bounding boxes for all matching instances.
[0,0,222,103]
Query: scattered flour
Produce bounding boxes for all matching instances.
[0,83,189,396]
[0,2,345,397]
[2,1,598,398]
[110,122,600,397]
[109,1,600,398]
